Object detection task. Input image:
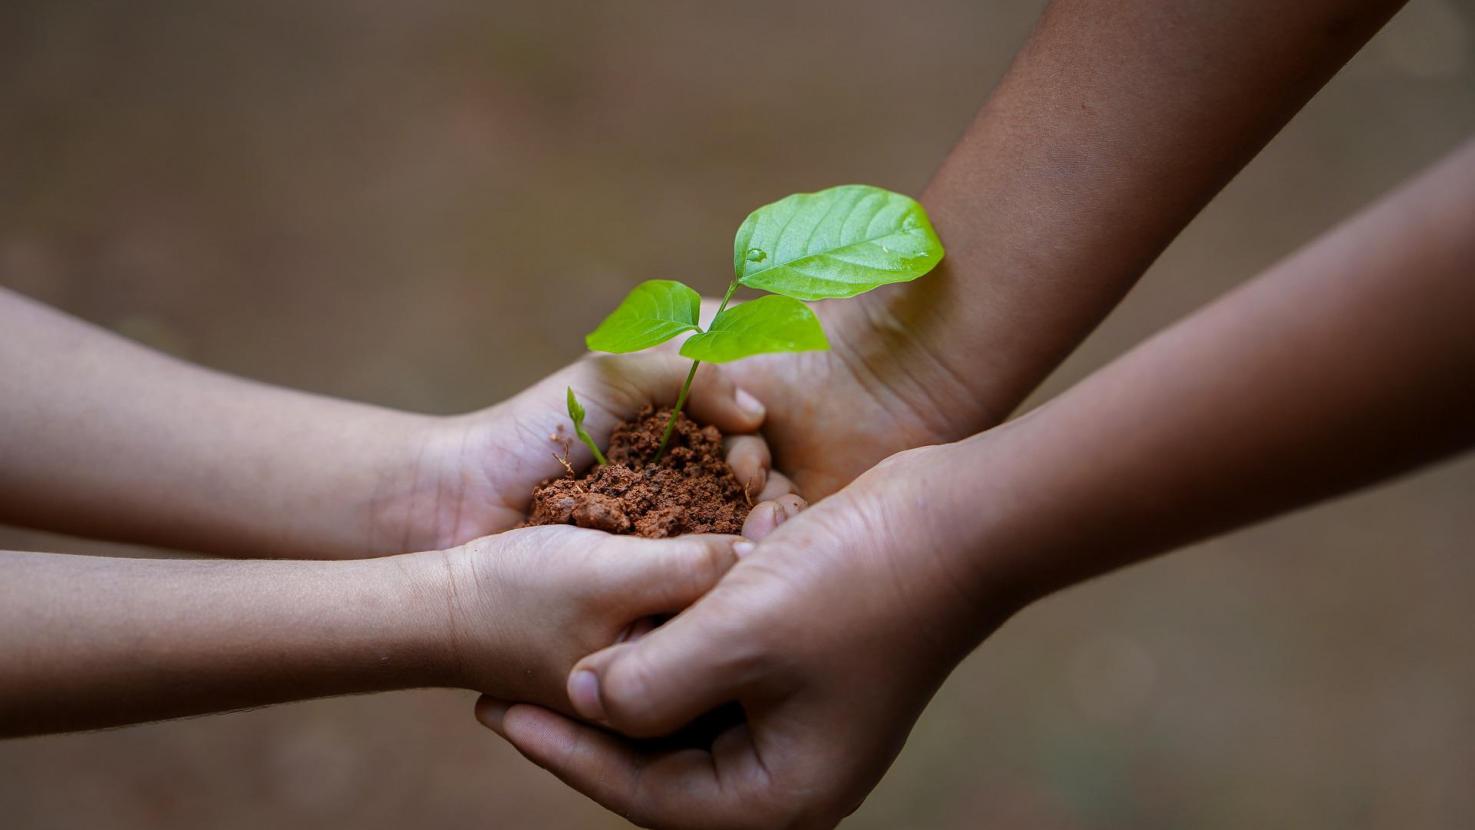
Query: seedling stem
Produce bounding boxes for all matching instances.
[652,279,740,462]
[579,184,944,472]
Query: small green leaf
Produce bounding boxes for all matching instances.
[679,296,828,363]
[733,184,944,301]
[566,385,587,425]
[585,279,703,353]
[566,386,607,466]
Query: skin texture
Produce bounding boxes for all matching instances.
[705,0,1407,499]
[0,0,1424,815]
[478,140,1475,830]
[0,287,789,558]
[0,527,743,737]
[0,286,799,736]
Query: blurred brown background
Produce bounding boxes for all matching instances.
[2,1,1473,827]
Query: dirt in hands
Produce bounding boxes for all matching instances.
[525,405,750,538]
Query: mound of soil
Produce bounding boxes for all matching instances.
[524,405,750,538]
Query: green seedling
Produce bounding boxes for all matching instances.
[566,386,608,466]
[581,183,945,462]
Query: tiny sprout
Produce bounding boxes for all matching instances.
[566,386,608,467]
[577,184,945,462]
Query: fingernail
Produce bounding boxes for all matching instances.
[474,697,508,733]
[733,540,755,558]
[735,388,766,421]
[569,670,606,721]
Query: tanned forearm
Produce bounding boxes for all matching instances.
[0,548,454,737]
[0,289,435,558]
[843,0,1407,433]
[946,138,1475,605]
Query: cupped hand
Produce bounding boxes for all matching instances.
[671,296,985,500]
[474,442,1023,830]
[374,352,798,552]
[433,525,746,715]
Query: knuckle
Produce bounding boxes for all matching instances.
[695,362,733,389]
[669,538,732,598]
[777,493,806,514]
[696,537,736,584]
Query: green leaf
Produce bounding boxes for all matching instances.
[585,279,702,353]
[733,184,944,301]
[566,386,607,466]
[566,385,587,426]
[679,296,828,363]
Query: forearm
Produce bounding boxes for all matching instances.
[844,0,1405,432]
[0,548,455,737]
[0,289,437,558]
[947,139,1475,605]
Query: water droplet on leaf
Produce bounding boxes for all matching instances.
[745,248,767,263]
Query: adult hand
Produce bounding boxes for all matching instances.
[673,297,983,501]
[475,443,1018,829]
[478,136,1475,827]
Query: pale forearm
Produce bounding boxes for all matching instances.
[949,139,1475,604]
[0,289,437,558]
[845,0,1405,432]
[0,549,455,737]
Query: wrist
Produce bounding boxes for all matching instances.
[885,443,1037,651]
[361,413,482,555]
[347,552,467,689]
[832,274,1011,444]
[936,422,1108,614]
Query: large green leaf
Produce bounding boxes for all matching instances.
[733,184,944,301]
[585,279,702,353]
[679,296,828,363]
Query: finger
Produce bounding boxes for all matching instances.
[568,602,758,738]
[497,703,755,829]
[774,493,806,520]
[474,695,511,735]
[740,493,807,541]
[742,502,780,541]
[756,471,798,503]
[490,703,651,819]
[723,434,770,500]
[617,616,659,644]
[600,533,740,617]
[583,354,762,436]
[682,364,765,435]
[741,493,806,541]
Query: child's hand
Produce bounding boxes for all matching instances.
[433,525,744,713]
[0,520,746,735]
[373,352,798,553]
[0,289,797,559]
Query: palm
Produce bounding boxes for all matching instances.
[703,298,957,499]
[412,352,773,549]
[477,445,1001,829]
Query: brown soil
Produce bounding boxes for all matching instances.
[524,405,750,537]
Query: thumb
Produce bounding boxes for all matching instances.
[567,600,756,738]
